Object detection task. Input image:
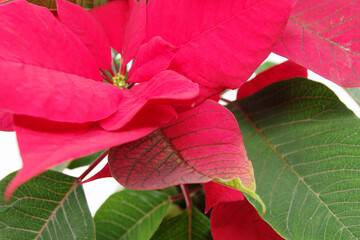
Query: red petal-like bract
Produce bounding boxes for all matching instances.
[128,37,176,83]
[89,0,128,53]
[100,70,199,131]
[0,0,122,123]
[211,200,284,240]
[108,100,254,190]
[6,104,176,197]
[56,0,111,70]
[237,61,308,99]
[0,111,13,132]
[203,181,244,213]
[121,0,146,64]
[145,0,297,101]
[273,0,360,87]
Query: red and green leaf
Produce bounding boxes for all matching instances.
[108,100,255,193]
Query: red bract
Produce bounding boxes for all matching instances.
[273,0,360,87]
[237,61,308,99]
[107,100,255,191]
[211,199,284,240]
[203,181,245,213]
[0,0,199,196]
[133,0,298,102]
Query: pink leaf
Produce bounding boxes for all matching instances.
[0,0,101,80]
[122,0,146,64]
[56,0,111,70]
[0,0,122,123]
[273,0,360,87]
[6,106,174,197]
[108,100,254,190]
[128,37,176,83]
[100,70,199,131]
[146,0,296,101]
[0,110,14,131]
[211,199,284,240]
[203,181,244,213]
[89,0,128,53]
[237,61,308,99]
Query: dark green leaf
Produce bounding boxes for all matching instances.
[0,170,95,239]
[94,189,171,240]
[151,207,212,240]
[230,78,360,239]
[67,150,105,170]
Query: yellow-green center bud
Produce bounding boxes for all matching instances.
[112,73,126,89]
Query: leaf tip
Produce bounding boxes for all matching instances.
[213,177,266,215]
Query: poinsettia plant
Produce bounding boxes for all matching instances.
[1,0,360,239]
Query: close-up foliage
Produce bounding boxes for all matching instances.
[1,0,360,239]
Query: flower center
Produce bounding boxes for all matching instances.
[112,73,126,89]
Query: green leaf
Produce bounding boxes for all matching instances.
[255,61,277,74]
[94,189,171,240]
[67,150,105,170]
[151,207,212,240]
[0,170,95,239]
[346,87,360,105]
[229,78,360,239]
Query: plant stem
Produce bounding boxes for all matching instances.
[77,149,109,183]
[180,184,192,208]
[180,184,193,240]
[219,97,233,104]
[170,186,203,201]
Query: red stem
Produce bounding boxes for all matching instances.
[77,150,109,183]
[180,185,192,208]
[170,186,202,201]
[180,185,193,240]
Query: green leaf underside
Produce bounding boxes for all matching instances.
[94,189,171,240]
[151,207,212,240]
[67,150,105,169]
[228,78,360,239]
[0,170,95,240]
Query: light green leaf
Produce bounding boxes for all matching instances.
[0,170,95,239]
[255,61,277,74]
[151,207,212,240]
[229,78,360,239]
[94,189,171,240]
[346,87,360,105]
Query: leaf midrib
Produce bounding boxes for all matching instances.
[34,180,77,239]
[232,102,357,239]
[118,197,171,240]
